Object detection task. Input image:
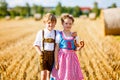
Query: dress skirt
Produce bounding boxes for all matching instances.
[50,49,84,80]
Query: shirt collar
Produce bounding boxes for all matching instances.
[44,28,54,33]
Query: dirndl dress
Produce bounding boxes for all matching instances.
[50,31,84,80]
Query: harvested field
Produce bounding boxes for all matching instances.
[0,18,120,80]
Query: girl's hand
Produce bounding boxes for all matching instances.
[71,32,77,38]
[55,63,59,70]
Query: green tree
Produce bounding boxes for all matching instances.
[72,6,82,17]
[14,6,21,16]
[92,2,100,17]
[66,7,73,14]
[0,0,8,17]
[111,3,117,8]
[31,5,44,16]
[50,10,56,15]
[14,6,29,17]
[20,7,28,17]
[26,3,31,17]
[31,4,37,15]
[55,2,62,15]
[37,6,44,15]
[9,9,16,18]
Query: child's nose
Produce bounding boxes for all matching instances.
[50,23,54,26]
[49,23,52,26]
[67,23,71,26]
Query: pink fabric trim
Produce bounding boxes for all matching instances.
[60,49,75,53]
[61,31,74,40]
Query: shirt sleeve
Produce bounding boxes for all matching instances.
[33,30,42,47]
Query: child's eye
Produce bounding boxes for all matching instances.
[65,23,68,25]
[65,23,72,25]
[47,22,50,24]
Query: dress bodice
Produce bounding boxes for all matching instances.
[59,31,76,50]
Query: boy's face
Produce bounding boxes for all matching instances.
[63,18,73,31]
[45,21,56,31]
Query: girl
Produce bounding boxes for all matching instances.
[51,14,84,80]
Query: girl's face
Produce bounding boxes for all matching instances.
[62,18,73,31]
[45,21,56,31]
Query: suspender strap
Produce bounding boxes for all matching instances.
[54,30,56,51]
[42,30,44,51]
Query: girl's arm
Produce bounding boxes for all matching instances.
[54,43,59,70]
[72,32,84,50]
[34,45,43,55]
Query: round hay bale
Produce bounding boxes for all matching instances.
[79,15,87,19]
[5,16,11,20]
[15,16,22,20]
[101,8,120,35]
[89,13,96,20]
[34,13,41,21]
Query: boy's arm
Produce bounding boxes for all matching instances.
[54,43,59,70]
[34,45,43,55]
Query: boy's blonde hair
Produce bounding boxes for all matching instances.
[61,13,74,24]
[43,13,57,23]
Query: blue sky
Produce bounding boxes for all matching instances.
[6,0,120,8]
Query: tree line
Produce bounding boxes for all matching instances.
[0,0,117,18]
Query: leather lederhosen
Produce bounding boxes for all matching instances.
[39,30,56,71]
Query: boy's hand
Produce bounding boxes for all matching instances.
[38,51,43,56]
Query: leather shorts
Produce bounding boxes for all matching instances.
[39,50,54,71]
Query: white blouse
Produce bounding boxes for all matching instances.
[56,31,79,44]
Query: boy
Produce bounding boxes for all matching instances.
[33,13,58,80]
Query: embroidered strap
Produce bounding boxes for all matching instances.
[44,38,55,43]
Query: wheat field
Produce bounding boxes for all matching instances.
[0,18,120,80]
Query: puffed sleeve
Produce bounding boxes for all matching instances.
[33,30,42,47]
[75,36,80,44]
[55,31,61,44]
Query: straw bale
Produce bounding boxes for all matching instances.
[101,8,120,35]
[5,16,11,20]
[79,15,87,19]
[89,13,96,20]
[15,16,22,20]
[34,13,41,21]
